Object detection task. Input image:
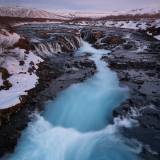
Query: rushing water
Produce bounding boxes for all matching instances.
[7,41,140,160]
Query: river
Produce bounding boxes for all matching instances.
[7,40,141,160]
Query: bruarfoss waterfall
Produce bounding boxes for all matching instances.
[7,41,141,160]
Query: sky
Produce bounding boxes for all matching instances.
[0,0,160,12]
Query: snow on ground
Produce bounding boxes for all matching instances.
[0,51,43,109]
[153,19,160,28]
[0,30,43,109]
[0,73,38,110]
[154,35,160,40]
[70,18,160,31]
[71,20,153,30]
[2,49,42,74]
[71,19,160,41]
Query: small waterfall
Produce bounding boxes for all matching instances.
[7,40,141,160]
[32,35,81,57]
[33,42,62,57]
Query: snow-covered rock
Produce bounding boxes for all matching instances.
[104,21,149,30]
[70,18,160,32]
[0,50,43,109]
[0,29,43,109]
[0,29,20,54]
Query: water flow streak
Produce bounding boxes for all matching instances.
[7,41,140,160]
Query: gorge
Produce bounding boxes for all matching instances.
[0,22,160,160]
[6,40,140,160]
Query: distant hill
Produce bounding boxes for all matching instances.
[0,6,160,20]
[0,6,70,20]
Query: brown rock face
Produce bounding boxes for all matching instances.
[101,36,125,45]
[81,28,104,43]
[14,38,30,51]
[80,27,126,50]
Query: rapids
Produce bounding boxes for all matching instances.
[6,41,141,160]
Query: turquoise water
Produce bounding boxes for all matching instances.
[7,41,140,160]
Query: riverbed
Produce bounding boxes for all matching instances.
[6,40,141,160]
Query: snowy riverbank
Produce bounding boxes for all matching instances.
[0,29,43,109]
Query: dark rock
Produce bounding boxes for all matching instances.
[146,26,160,36]
[0,67,10,80]
[2,80,12,90]
[123,41,137,50]
[101,36,125,45]
[81,28,104,43]
[19,60,25,66]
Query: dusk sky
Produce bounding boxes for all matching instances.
[0,0,160,12]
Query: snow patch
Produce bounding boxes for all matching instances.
[0,50,43,109]
[0,29,20,54]
[106,21,147,30]
[72,19,160,31]
[154,35,160,40]
[0,73,38,109]
[0,29,44,109]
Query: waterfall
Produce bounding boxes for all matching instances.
[33,42,62,57]
[32,35,81,57]
[7,41,141,160]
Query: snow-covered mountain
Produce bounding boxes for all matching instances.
[54,6,160,19]
[0,6,160,19]
[0,6,70,20]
